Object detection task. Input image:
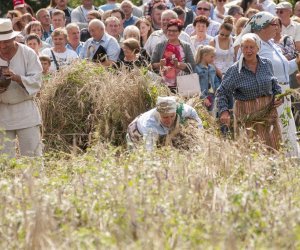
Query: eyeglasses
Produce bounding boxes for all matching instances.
[167,29,179,33]
[219,33,230,37]
[217,0,227,2]
[197,7,210,11]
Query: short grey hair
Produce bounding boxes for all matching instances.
[89,19,105,30]
[123,25,140,39]
[65,22,80,33]
[161,10,178,20]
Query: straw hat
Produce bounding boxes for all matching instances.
[0,19,21,41]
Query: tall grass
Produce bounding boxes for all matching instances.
[0,134,299,249]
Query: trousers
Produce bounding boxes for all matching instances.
[0,125,42,158]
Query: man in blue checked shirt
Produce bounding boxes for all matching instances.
[79,19,120,66]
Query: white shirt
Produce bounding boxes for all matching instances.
[0,43,42,130]
[42,48,78,72]
[144,30,192,56]
[281,20,300,42]
[259,40,297,82]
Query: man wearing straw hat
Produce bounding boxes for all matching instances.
[127,96,202,147]
[0,18,43,157]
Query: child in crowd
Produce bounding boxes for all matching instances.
[194,45,220,113]
[39,55,51,77]
[25,34,42,55]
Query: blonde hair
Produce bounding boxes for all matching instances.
[195,45,216,64]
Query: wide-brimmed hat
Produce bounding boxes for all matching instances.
[0,19,21,41]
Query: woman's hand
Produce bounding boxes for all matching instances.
[274,98,283,108]
[160,58,166,67]
[220,111,230,126]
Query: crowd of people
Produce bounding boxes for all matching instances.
[1,0,300,157]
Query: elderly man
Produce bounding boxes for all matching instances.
[120,0,139,28]
[71,0,98,29]
[127,96,202,147]
[80,19,120,66]
[144,9,192,56]
[66,23,84,55]
[184,0,220,37]
[0,18,43,157]
[276,1,300,51]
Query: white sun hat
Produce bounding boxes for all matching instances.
[0,18,21,41]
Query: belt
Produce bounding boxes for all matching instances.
[279,82,289,85]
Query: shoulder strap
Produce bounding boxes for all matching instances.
[50,49,59,71]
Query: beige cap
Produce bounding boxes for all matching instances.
[276,1,292,9]
[156,96,177,114]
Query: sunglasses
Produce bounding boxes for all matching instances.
[197,7,210,11]
[217,0,227,2]
[269,23,279,26]
[276,10,285,14]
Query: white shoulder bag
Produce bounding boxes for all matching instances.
[176,63,201,98]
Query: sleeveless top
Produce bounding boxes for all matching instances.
[214,36,234,74]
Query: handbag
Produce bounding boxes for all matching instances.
[176,64,201,98]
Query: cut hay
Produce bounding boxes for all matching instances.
[40,61,170,152]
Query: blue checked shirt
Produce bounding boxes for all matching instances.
[80,33,120,61]
[217,56,282,114]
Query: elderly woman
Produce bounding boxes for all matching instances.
[115,38,149,69]
[151,19,195,92]
[190,16,213,52]
[234,11,300,156]
[127,96,202,147]
[118,25,150,65]
[41,27,78,72]
[217,33,283,150]
[0,18,43,157]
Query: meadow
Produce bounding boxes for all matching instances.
[1,62,300,249]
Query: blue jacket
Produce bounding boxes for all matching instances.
[194,64,220,99]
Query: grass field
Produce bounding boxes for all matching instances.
[1,135,300,249]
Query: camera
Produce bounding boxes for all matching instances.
[0,66,11,88]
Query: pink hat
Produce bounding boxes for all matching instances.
[13,0,26,9]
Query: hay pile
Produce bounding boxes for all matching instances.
[40,61,170,152]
